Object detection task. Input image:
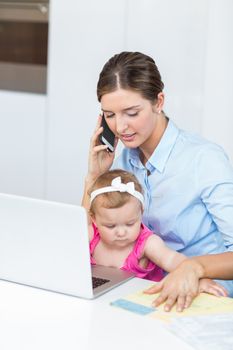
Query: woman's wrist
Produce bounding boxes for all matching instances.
[178,258,205,279]
[189,258,205,279]
[85,174,97,186]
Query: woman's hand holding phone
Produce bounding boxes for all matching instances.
[87,115,117,183]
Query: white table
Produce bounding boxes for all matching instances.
[0,278,193,350]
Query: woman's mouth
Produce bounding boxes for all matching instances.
[120,133,136,142]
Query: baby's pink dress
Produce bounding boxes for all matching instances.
[89,223,164,282]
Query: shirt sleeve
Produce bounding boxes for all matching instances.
[196,144,233,251]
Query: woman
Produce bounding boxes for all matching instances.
[82,51,233,311]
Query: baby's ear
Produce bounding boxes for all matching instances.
[139,202,144,214]
[89,212,96,225]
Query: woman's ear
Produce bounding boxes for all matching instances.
[153,92,164,113]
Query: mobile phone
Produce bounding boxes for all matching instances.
[99,116,115,152]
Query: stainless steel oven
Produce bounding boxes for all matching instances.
[0,1,49,94]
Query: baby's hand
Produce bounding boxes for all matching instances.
[199,278,228,297]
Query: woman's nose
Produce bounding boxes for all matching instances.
[116,116,128,134]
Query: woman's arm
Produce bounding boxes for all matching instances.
[187,252,233,280]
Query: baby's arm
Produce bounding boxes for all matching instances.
[143,234,186,272]
[145,235,233,278]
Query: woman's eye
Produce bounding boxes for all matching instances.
[127,112,138,117]
[105,114,114,118]
[106,225,115,229]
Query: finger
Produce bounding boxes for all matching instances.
[92,125,104,139]
[144,282,163,294]
[176,295,186,312]
[199,280,222,295]
[163,295,177,312]
[92,114,104,140]
[204,286,221,297]
[94,114,103,131]
[90,127,104,148]
[184,294,195,309]
[216,285,228,297]
[152,292,168,307]
[92,144,108,153]
[206,284,228,297]
[211,282,228,297]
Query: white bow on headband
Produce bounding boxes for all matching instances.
[90,176,144,207]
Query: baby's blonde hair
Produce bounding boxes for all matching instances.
[88,169,143,216]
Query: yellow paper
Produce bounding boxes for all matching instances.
[124,287,233,323]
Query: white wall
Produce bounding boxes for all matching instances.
[0,91,46,197]
[46,0,127,204]
[202,0,233,159]
[1,0,233,203]
[126,0,209,134]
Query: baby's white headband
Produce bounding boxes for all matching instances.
[90,176,144,207]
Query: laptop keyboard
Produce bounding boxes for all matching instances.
[92,276,110,289]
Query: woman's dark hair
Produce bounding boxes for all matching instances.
[97,51,164,103]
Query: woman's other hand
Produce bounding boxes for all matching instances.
[144,259,229,312]
[144,259,203,312]
[199,278,228,297]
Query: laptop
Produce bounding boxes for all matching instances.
[0,193,134,299]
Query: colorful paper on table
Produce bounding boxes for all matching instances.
[110,285,233,323]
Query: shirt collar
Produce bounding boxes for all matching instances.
[128,119,180,173]
[128,148,143,169]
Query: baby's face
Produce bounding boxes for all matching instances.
[93,197,142,248]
